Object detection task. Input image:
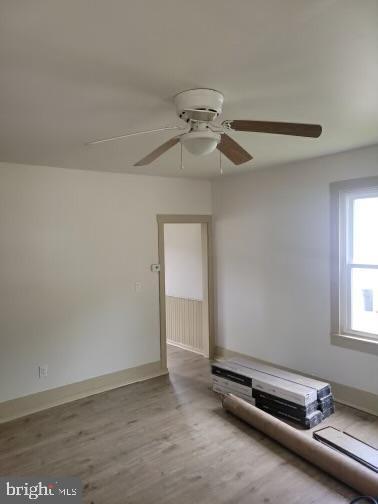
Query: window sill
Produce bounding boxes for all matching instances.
[331,332,378,356]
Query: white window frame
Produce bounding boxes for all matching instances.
[330,176,378,355]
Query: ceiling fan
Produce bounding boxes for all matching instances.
[87,88,322,166]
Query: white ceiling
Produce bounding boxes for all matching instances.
[0,0,377,179]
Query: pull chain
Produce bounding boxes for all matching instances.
[180,143,184,170]
[219,149,223,175]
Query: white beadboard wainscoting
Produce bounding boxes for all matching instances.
[166,296,205,355]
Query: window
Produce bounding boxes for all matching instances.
[331,177,378,354]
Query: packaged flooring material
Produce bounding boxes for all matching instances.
[212,375,252,396]
[212,361,318,406]
[212,374,253,403]
[252,390,318,419]
[213,384,255,405]
[212,385,252,402]
[252,376,317,406]
[229,356,331,398]
[321,407,334,420]
[321,404,335,419]
[318,394,334,412]
[211,363,252,387]
[211,358,334,426]
[256,400,323,429]
[213,383,250,400]
[313,427,378,472]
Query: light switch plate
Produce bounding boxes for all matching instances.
[39,365,48,378]
[135,282,142,292]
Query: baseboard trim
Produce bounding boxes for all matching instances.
[0,361,168,424]
[167,339,206,356]
[215,346,378,417]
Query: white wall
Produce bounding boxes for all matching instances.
[164,224,203,300]
[213,145,378,395]
[0,162,211,402]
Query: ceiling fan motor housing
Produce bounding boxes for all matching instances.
[174,88,224,123]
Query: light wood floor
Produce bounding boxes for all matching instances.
[0,345,377,503]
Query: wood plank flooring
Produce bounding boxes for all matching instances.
[0,345,377,503]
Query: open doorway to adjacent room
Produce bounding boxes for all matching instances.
[157,215,214,371]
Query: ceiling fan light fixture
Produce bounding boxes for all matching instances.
[180,131,221,156]
[89,87,322,167]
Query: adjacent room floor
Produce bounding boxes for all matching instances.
[0,345,377,504]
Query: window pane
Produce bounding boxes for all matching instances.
[351,267,378,336]
[353,196,378,264]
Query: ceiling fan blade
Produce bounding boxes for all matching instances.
[217,133,253,165]
[227,120,322,138]
[87,126,185,145]
[134,136,180,166]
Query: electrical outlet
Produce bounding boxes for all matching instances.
[135,282,142,293]
[39,365,48,378]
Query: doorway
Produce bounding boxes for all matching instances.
[157,215,214,370]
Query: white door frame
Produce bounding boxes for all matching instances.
[157,214,214,370]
